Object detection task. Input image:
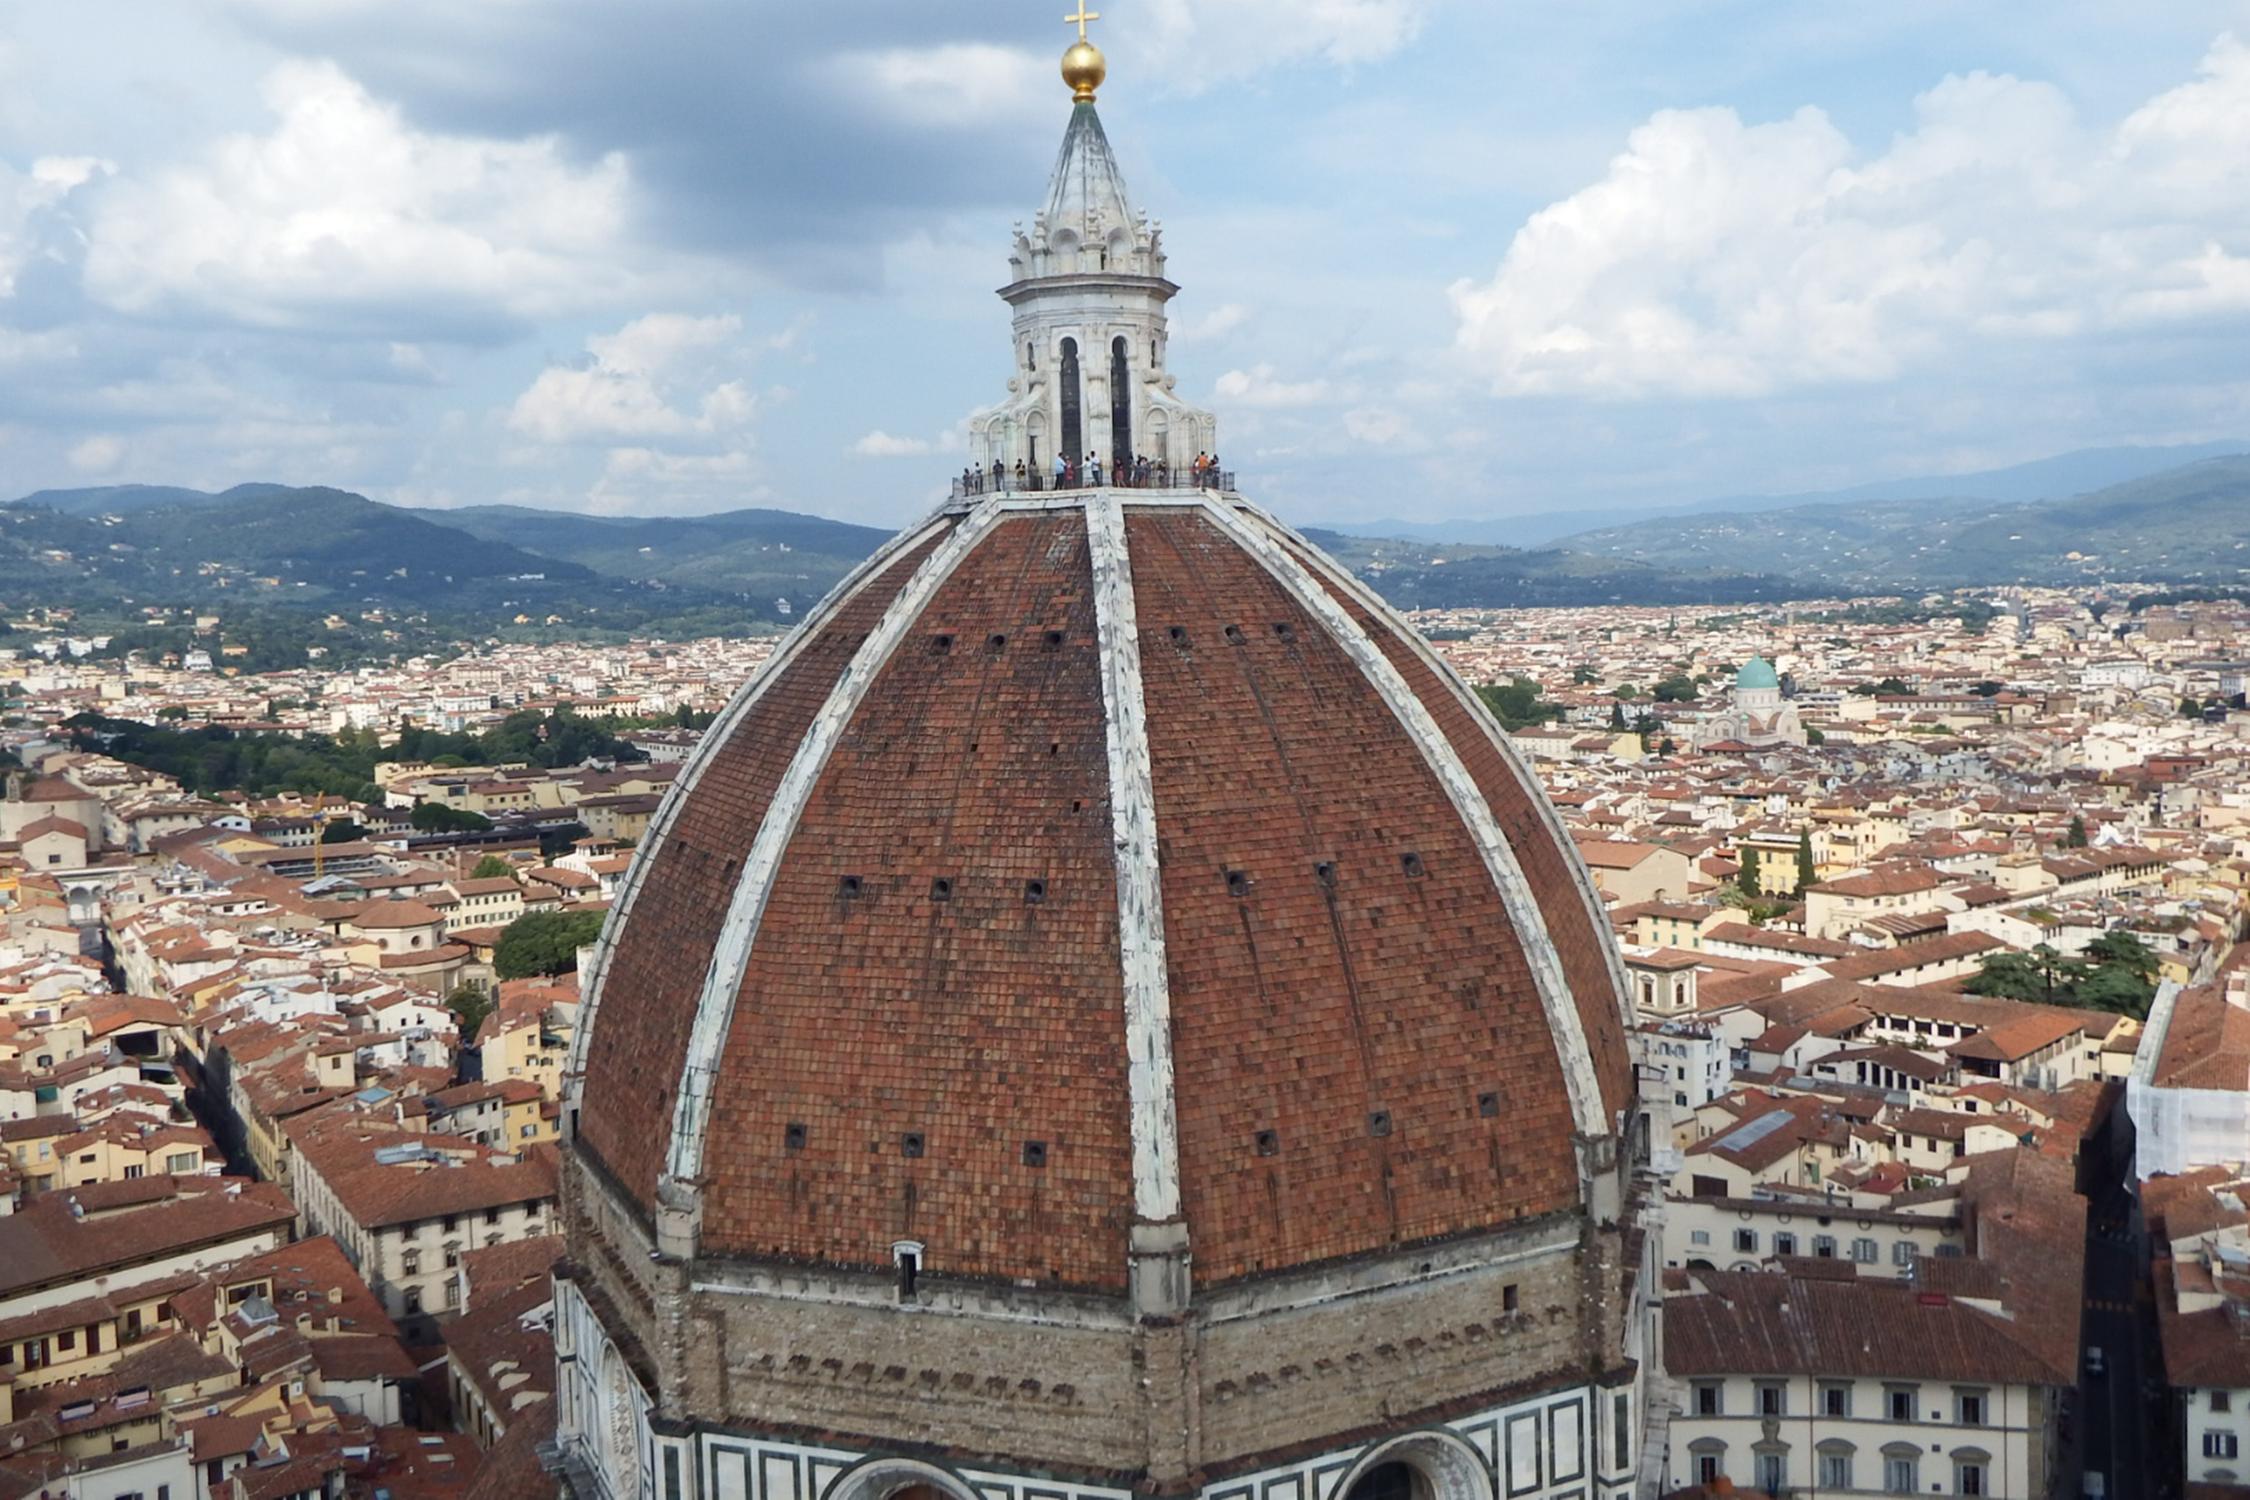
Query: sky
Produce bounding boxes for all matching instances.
[3,1,2248,530]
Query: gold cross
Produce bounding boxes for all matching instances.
[1065,2,1100,42]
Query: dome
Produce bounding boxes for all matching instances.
[567,489,1634,1292]
[1736,656,1780,691]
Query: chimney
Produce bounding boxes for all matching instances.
[4,774,19,804]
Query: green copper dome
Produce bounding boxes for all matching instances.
[1737,656,1780,691]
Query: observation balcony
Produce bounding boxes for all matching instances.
[950,464,1235,500]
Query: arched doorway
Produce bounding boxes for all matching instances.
[1110,336,1132,466]
[1346,1463,1426,1500]
[826,1457,982,1500]
[1334,1431,1493,1500]
[1059,337,1083,468]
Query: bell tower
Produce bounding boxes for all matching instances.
[967,11,1218,481]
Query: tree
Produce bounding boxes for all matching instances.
[493,909,608,979]
[2075,964,2154,1018]
[1475,679,1558,731]
[1657,737,1678,757]
[445,984,495,1045]
[2182,696,2204,719]
[1739,846,1762,897]
[1970,680,2004,697]
[469,854,516,881]
[1572,665,1599,685]
[1795,831,1817,893]
[1967,943,2098,1006]
[1651,675,1699,704]
[2084,930,2159,980]
[1805,727,1826,746]
[410,801,493,834]
[320,819,364,844]
[2062,814,2088,849]
[1609,700,1627,730]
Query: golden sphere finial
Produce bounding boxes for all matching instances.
[1061,3,1105,102]
[1062,40,1106,102]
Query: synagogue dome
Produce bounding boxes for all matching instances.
[567,490,1634,1292]
[1736,656,1781,692]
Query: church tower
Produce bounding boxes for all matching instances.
[966,14,1218,479]
[551,17,1650,1500]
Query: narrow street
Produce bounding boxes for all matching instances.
[2080,1164,2164,1498]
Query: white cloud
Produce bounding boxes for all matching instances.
[585,445,760,515]
[67,434,122,473]
[509,313,754,443]
[851,430,933,458]
[1343,407,1420,449]
[1171,302,1249,342]
[0,154,110,297]
[1451,33,2250,399]
[1215,363,1337,408]
[82,59,637,331]
[829,44,1046,129]
[1138,0,1429,76]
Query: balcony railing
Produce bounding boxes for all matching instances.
[951,464,1235,500]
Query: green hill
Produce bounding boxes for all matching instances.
[440,504,892,608]
[1300,530,1804,608]
[1556,456,2250,590]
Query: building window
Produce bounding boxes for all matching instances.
[1819,1450,1854,1489]
[1893,1240,1919,1267]
[1884,1454,1919,1494]
[1693,1381,1723,1417]
[2208,1431,2242,1460]
[402,1253,420,1276]
[1887,1385,1918,1422]
[403,1287,421,1314]
[1755,1453,1786,1494]
[1612,1391,1630,1471]
[1955,1458,1988,1495]
[1852,1237,1879,1263]
[1820,1382,1851,1418]
[1690,1230,1711,1246]
[1734,1228,1758,1253]
[1755,1382,1786,1417]
[1693,1450,1725,1485]
[1813,1234,1837,1257]
[1956,1389,1987,1426]
[1773,1232,1797,1257]
[2215,1391,2235,1413]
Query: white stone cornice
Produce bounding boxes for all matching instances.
[1084,492,1183,1229]
[562,512,958,1128]
[1190,499,1607,1144]
[660,501,1014,1194]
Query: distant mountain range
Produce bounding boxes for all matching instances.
[1556,454,2250,591]
[7,445,2246,666]
[1329,440,2250,549]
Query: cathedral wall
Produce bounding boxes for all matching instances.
[681,1276,1148,1475]
[1193,1227,1595,1468]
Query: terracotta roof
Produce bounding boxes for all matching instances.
[576,503,1634,1292]
[1665,1269,2062,1384]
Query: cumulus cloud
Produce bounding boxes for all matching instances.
[82,59,639,335]
[1,154,110,298]
[1215,363,1338,408]
[1171,302,1250,342]
[508,313,754,443]
[1451,33,2250,399]
[1139,0,1429,76]
[829,44,1047,129]
[1342,407,1420,448]
[851,430,934,458]
[67,434,122,473]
